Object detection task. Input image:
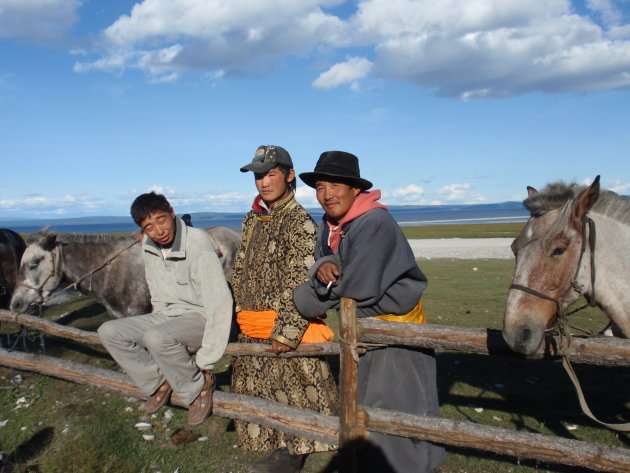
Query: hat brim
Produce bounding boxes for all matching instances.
[240,162,277,173]
[299,172,372,191]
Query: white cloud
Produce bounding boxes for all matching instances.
[295,185,319,207]
[75,0,346,80]
[0,0,81,45]
[313,56,373,89]
[587,0,624,27]
[0,193,106,214]
[15,0,628,98]
[437,183,471,201]
[382,184,426,203]
[148,185,176,196]
[606,180,630,194]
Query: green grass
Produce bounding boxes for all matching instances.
[1,233,628,472]
[402,222,525,239]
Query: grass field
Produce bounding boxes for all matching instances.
[1,224,628,473]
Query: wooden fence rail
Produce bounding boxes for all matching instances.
[2,309,629,366]
[1,306,630,472]
[1,347,629,472]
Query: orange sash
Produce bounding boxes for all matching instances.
[375,299,426,324]
[236,310,334,343]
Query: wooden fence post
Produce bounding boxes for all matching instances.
[338,297,365,473]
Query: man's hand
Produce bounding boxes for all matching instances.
[316,262,340,286]
[271,339,293,355]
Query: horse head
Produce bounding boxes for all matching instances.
[502,176,600,355]
[10,232,64,314]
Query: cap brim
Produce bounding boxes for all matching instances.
[240,162,277,173]
[298,172,372,191]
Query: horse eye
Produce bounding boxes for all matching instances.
[551,247,566,257]
[28,263,39,270]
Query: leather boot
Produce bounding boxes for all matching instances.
[249,448,307,473]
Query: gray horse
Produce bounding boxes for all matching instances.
[10,227,241,318]
[0,229,27,308]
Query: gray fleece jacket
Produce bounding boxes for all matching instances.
[293,208,427,318]
[142,217,233,370]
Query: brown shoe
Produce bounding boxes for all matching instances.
[145,380,172,414]
[187,372,215,426]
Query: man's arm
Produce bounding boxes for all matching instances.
[269,213,316,350]
[191,233,234,371]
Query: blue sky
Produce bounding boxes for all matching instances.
[1,0,629,219]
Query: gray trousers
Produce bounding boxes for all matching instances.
[98,311,206,405]
[358,346,445,473]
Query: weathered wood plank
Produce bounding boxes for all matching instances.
[0,348,338,444]
[2,347,628,472]
[338,298,363,473]
[364,407,630,473]
[4,309,628,366]
[0,309,340,357]
[357,318,630,366]
[0,310,101,345]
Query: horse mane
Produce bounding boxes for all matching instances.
[524,181,630,225]
[28,231,134,245]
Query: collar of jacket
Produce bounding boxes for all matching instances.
[252,191,297,219]
[143,216,187,258]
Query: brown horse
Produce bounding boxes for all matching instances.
[503,176,630,355]
[0,229,27,308]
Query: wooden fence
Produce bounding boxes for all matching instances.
[1,305,629,472]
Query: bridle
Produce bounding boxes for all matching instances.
[509,215,597,325]
[508,216,630,431]
[15,243,63,310]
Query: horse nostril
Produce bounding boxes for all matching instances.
[518,327,532,345]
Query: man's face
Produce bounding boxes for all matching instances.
[254,166,295,206]
[141,210,176,247]
[315,180,361,223]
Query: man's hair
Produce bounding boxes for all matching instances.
[130,192,172,226]
[276,164,297,191]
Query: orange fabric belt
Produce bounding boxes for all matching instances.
[236,310,334,344]
[375,299,426,324]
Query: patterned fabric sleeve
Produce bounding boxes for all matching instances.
[270,209,317,348]
[230,212,254,312]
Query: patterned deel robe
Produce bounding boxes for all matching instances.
[230,192,339,454]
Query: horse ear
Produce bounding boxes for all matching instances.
[527,186,538,198]
[571,175,600,226]
[40,234,58,251]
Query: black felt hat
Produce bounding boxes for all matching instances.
[240,145,293,173]
[299,151,372,191]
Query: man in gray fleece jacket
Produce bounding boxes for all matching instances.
[98,192,232,426]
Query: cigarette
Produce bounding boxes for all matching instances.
[326,281,333,290]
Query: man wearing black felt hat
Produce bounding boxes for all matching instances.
[294,150,445,473]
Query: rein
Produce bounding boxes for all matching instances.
[53,238,140,301]
[510,216,630,431]
[18,238,139,309]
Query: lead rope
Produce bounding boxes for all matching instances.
[512,216,630,431]
[51,238,139,301]
[555,218,630,431]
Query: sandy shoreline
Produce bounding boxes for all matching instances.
[408,238,514,259]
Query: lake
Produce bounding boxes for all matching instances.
[1,202,529,234]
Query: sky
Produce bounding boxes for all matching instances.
[1,0,630,219]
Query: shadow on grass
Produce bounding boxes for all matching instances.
[437,351,630,445]
[1,427,54,473]
[54,302,107,328]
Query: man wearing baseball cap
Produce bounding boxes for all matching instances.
[294,150,444,473]
[231,145,339,473]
